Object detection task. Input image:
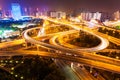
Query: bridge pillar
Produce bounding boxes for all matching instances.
[90,67,93,73]
[71,62,74,68]
[37,29,41,37]
[30,43,34,47]
[25,42,28,48]
[38,27,45,37]
[36,45,40,51]
[93,52,96,55]
[77,63,83,67]
[24,40,28,48]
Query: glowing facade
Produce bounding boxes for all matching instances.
[11,3,22,20]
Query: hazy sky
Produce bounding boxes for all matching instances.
[0,0,120,12]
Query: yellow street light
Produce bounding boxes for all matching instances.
[21,61,24,64]
[0,60,3,63]
[15,74,18,77]
[11,67,14,70]
[10,60,13,63]
[16,61,19,63]
[5,60,8,63]
[20,76,24,79]
[11,72,14,74]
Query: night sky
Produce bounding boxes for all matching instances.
[0,0,120,12]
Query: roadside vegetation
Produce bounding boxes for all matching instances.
[0,55,66,80]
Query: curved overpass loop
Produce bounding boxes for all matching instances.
[23,26,120,74]
[50,30,108,52]
[49,29,120,66]
[41,17,109,51]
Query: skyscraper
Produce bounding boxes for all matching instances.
[0,9,2,18]
[11,3,22,20]
[114,11,120,20]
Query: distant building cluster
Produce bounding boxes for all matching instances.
[0,3,67,20]
[0,3,22,19]
[80,12,102,21]
[0,8,11,18]
[72,9,116,22]
[48,11,66,19]
[0,3,120,21]
[0,3,47,20]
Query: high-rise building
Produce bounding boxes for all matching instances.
[23,7,28,16]
[93,12,102,20]
[113,11,120,20]
[80,12,102,21]
[48,11,57,18]
[0,10,2,18]
[5,10,11,17]
[0,7,2,18]
[11,3,22,20]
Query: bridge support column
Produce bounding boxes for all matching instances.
[30,43,34,47]
[36,45,40,51]
[93,52,96,55]
[37,29,41,37]
[77,63,83,67]
[90,67,93,73]
[37,27,45,37]
[71,62,74,68]
[25,42,28,48]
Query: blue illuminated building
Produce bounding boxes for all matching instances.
[11,3,22,20]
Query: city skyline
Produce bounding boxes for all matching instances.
[0,0,120,12]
